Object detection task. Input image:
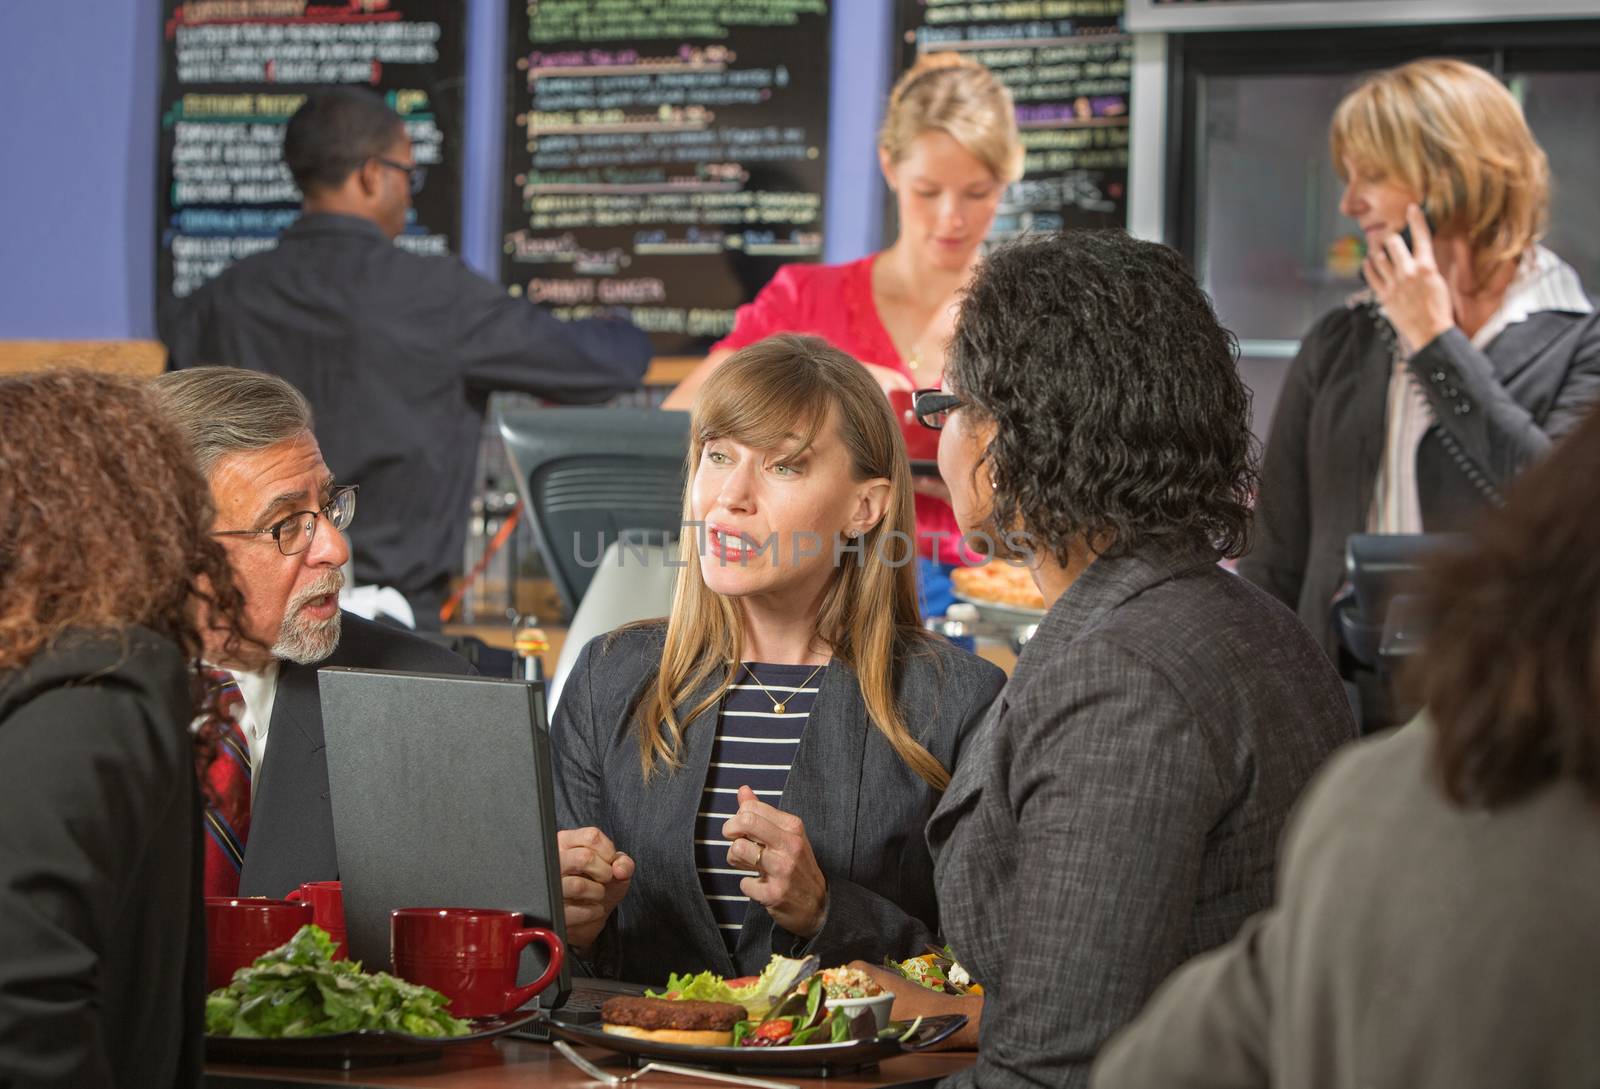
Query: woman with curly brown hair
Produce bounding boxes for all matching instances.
[856,231,1356,1087]
[1095,383,1600,1089]
[0,370,249,1089]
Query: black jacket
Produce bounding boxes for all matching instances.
[237,612,473,899]
[1240,301,1600,658]
[161,214,653,608]
[0,629,203,1089]
[552,622,1005,984]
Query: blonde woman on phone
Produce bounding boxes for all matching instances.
[1240,59,1600,724]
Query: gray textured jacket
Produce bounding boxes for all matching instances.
[552,622,1004,984]
[930,539,1356,1089]
[1240,303,1600,659]
[1093,719,1600,1089]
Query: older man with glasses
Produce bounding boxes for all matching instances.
[150,367,472,901]
[161,86,651,631]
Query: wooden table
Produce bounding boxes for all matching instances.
[206,1036,969,1088]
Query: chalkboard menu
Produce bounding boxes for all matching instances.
[157,0,465,318]
[894,0,1131,240]
[502,2,832,356]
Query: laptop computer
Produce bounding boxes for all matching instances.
[319,666,643,1023]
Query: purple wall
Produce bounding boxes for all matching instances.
[0,1,893,339]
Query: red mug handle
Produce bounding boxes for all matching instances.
[284,888,305,902]
[504,927,564,1011]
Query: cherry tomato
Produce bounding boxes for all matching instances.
[753,1019,795,1044]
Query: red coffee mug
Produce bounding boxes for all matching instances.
[285,880,347,960]
[886,388,941,463]
[390,908,564,1019]
[205,897,314,991]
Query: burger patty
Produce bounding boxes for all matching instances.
[601,996,746,1031]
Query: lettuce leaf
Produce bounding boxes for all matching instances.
[205,924,472,1039]
[649,954,818,1020]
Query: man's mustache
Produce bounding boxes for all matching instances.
[286,571,344,615]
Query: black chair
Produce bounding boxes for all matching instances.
[497,407,690,615]
[1330,533,1460,732]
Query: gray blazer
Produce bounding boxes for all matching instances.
[1240,302,1600,659]
[1093,719,1600,1089]
[552,622,1005,984]
[238,613,472,898]
[929,539,1356,1089]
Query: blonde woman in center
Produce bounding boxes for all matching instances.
[552,335,1004,981]
[665,53,1024,614]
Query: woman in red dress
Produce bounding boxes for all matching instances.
[664,53,1023,608]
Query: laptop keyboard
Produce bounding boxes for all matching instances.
[508,979,648,1040]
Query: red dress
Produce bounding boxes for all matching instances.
[712,255,966,565]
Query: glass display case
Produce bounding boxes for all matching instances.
[1170,21,1600,440]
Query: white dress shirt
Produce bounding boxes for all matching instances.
[229,661,281,803]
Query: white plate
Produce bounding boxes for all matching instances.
[950,590,1047,626]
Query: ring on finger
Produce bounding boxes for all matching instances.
[753,841,765,870]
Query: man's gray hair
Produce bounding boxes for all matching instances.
[149,367,314,478]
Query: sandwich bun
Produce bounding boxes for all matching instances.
[602,1024,734,1047]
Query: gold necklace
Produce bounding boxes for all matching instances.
[906,347,921,372]
[742,661,827,715]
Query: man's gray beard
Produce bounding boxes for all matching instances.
[272,578,344,664]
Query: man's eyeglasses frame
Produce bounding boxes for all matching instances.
[372,156,426,194]
[212,485,358,557]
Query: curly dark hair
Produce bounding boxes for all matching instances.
[0,369,253,773]
[1407,404,1600,807]
[947,230,1257,564]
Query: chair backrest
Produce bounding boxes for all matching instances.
[548,536,680,713]
[498,407,690,614]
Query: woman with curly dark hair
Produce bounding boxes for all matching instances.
[0,370,249,1089]
[1095,382,1600,1089]
[851,231,1356,1087]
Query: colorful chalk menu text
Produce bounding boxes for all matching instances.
[157,0,464,320]
[502,1,832,356]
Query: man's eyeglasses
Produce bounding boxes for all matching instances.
[213,485,358,557]
[912,389,966,430]
[373,156,426,194]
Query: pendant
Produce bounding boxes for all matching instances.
[773,702,786,715]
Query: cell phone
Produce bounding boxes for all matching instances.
[1361,209,1436,284]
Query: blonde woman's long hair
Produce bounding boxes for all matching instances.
[633,335,947,789]
[1330,58,1549,287]
[880,52,1024,185]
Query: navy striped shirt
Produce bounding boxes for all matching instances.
[695,662,824,953]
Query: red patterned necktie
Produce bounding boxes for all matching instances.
[202,669,251,897]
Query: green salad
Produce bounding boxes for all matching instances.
[648,954,816,1020]
[205,925,472,1039]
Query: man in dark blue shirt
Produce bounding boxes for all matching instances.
[162,88,652,628]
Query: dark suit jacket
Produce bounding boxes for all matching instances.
[238,612,473,898]
[161,213,653,605]
[929,539,1357,1089]
[0,629,204,1089]
[552,622,1005,983]
[1093,720,1600,1089]
[1240,301,1600,658]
